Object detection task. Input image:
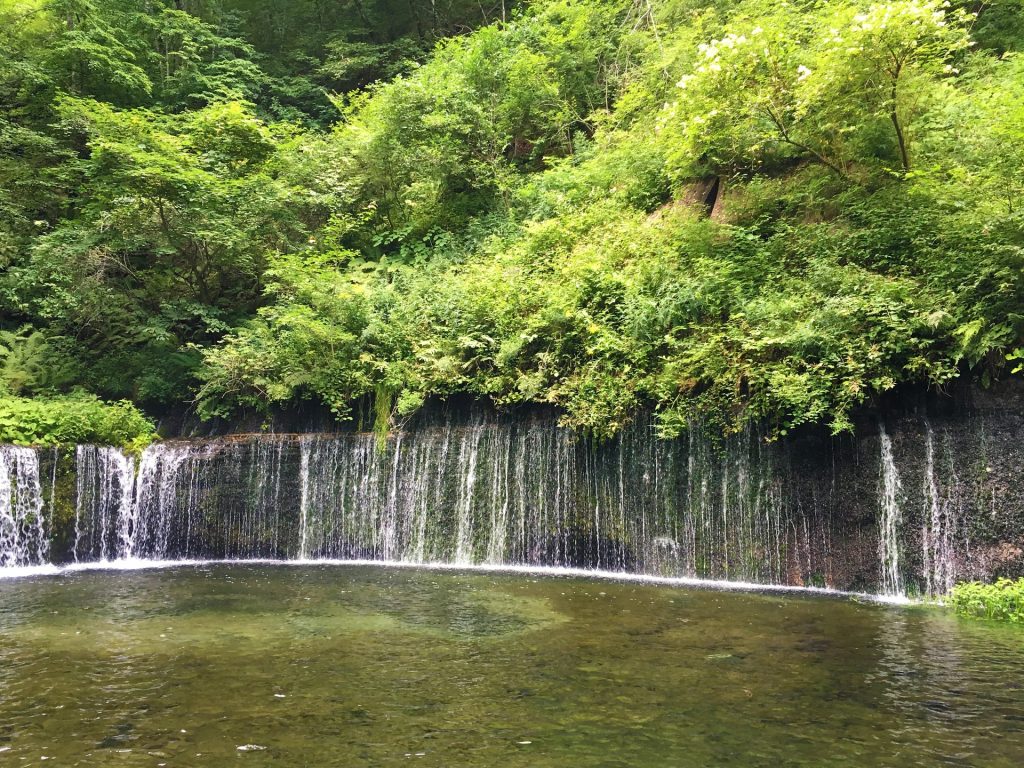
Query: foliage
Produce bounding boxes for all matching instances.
[0,325,72,395]
[662,0,972,178]
[0,394,155,448]
[200,189,969,438]
[951,579,1024,623]
[0,0,1023,441]
[11,97,311,404]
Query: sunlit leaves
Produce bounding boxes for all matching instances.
[663,0,972,178]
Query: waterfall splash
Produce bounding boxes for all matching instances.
[0,446,48,567]
[878,425,904,597]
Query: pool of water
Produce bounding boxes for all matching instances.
[0,565,1022,767]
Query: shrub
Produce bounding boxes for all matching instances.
[0,394,156,449]
[950,579,1024,623]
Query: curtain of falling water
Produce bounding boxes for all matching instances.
[0,446,48,567]
[920,419,960,597]
[73,446,135,562]
[1,410,984,595]
[878,425,905,597]
[67,415,800,582]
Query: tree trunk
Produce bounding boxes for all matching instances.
[889,63,910,173]
[891,110,910,172]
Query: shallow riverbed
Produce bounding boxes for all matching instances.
[0,564,1022,766]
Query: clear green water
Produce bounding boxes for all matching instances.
[1,565,1023,767]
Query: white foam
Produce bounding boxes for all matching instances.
[0,557,913,604]
[0,563,62,580]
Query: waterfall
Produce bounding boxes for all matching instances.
[74,446,136,561]
[58,416,810,580]
[454,421,483,564]
[878,424,904,597]
[921,420,958,598]
[0,446,47,567]
[9,407,971,595]
[298,438,312,560]
[113,451,138,556]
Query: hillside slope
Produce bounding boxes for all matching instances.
[1,0,1022,441]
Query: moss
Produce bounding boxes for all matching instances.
[41,447,82,563]
[373,386,394,453]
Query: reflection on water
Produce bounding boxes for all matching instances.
[870,608,1024,766]
[0,564,1022,767]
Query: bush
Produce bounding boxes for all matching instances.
[0,394,156,449]
[950,579,1024,623]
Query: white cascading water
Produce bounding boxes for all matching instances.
[7,411,976,597]
[454,419,484,565]
[298,437,312,560]
[62,416,803,583]
[921,420,958,597]
[133,443,186,560]
[0,446,47,567]
[878,425,904,597]
[73,446,135,561]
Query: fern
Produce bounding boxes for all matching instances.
[0,327,58,395]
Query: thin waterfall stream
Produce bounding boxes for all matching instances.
[0,446,47,568]
[878,424,905,597]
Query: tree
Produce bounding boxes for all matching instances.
[17,98,308,403]
[815,1,972,173]
[665,0,971,178]
[46,0,152,103]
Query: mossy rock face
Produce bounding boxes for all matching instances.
[39,447,81,564]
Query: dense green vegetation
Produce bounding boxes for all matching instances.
[0,395,154,447]
[1,0,1022,439]
[951,579,1024,623]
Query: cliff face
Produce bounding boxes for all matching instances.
[781,410,1024,595]
[5,381,1024,596]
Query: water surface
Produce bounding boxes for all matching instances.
[1,565,1022,766]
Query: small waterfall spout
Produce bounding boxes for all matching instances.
[0,446,47,567]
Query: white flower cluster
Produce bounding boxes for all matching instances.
[677,25,816,90]
[851,1,947,34]
[678,27,766,85]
